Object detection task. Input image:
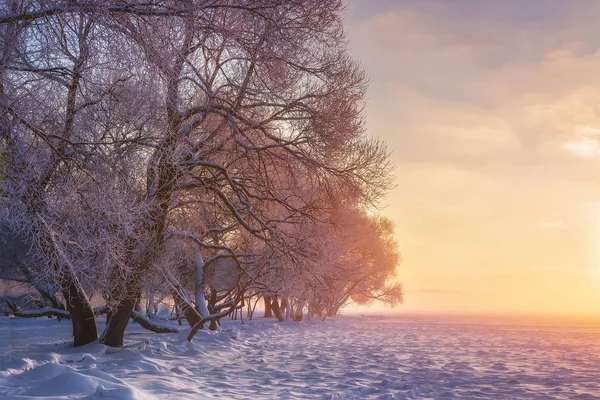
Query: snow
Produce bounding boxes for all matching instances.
[0,314,599,399]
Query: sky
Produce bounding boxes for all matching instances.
[344,0,600,316]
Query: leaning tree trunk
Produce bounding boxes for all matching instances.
[173,289,202,327]
[99,252,142,347]
[44,230,98,345]
[99,251,148,347]
[100,226,158,346]
[31,215,99,346]
[163,264,202,328]
[100,16,196,345]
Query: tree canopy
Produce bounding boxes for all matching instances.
[0,0,402,347]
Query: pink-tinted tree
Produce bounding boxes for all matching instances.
[1,1,397,347]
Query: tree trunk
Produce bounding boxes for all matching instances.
[62,277,98,347]
[263,295,273,318]
[99,236,153,346]
[208,287,219,331]
[294,303,303,322]
[100,296,136,347]
[281,296,291,321]
[194,251,210,318]
[169,285,202,328]
[174,304,183,326]
[147,294,156,318]
[271,297,284,322]
[162,265,203,328]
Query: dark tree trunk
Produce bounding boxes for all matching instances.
[174,304,183,325]
[99,239,149,346]
[307,304,314,321]
[105,310,113,326]
[280,297,289,320]
[62,277,98,347]
[208,288,219,331]
[271,297,284,322]
[263,295,273,318]
[100,297,136,347]
[294,305,303,322]
[171,288,202,328]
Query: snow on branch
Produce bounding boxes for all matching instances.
[131,310,180,334]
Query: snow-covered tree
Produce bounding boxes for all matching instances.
[1,0,398,347]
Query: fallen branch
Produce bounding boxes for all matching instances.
[187,304,243,341]
[6,303,108,320]
[130,311,180,334]
[12,306,70,319]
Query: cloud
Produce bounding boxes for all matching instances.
[540,220,567,230]
[348,2,600,158]
[409,288,464,294]
[343,1,600,314]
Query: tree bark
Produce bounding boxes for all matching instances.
[187,303,243,341]
[271,297,284,322]
[194,251,210,318]
[294,303,303,322]
[62,277,98,346]
[281,296,291,321]
[164,267,202,328]
[146,294,156,318]
[100,237,149,346]
[100,297,136,347]
[171,287,202,328]
[208,287,219,331]
[99,17,194,346]
[131,311,180,333]
[263,295,273,318]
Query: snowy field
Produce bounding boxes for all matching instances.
[0,314,599,399]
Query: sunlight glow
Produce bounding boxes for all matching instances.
[563,126,600,157]
[591,202,600,277]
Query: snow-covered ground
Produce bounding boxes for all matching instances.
[0,314,599,399]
